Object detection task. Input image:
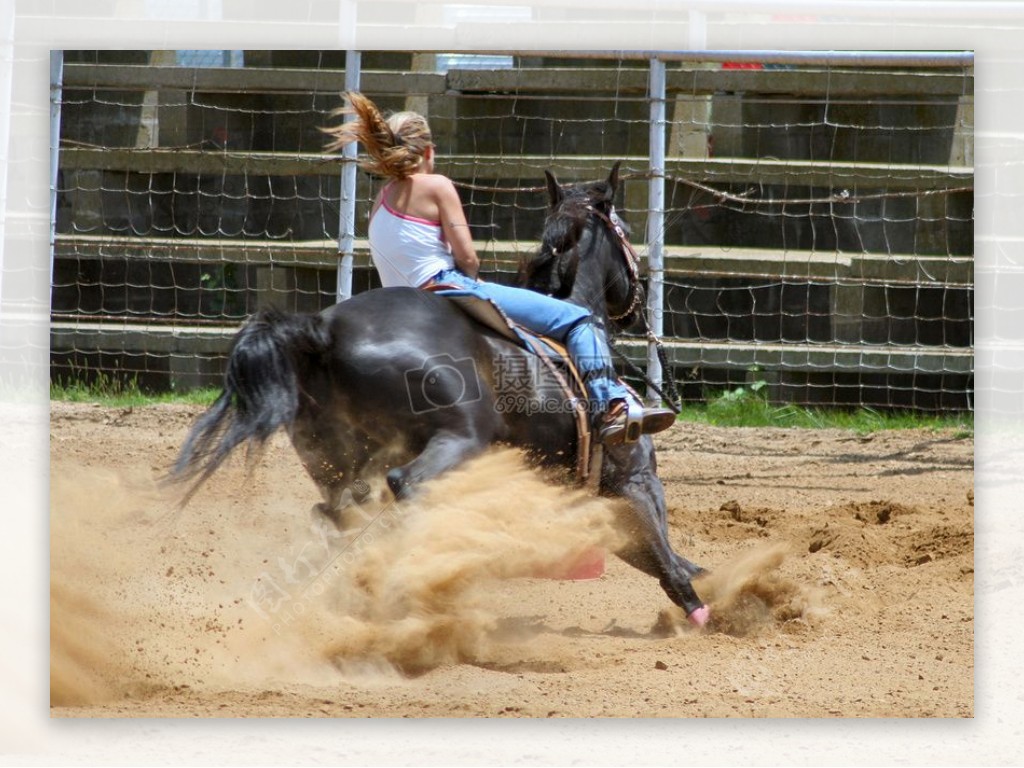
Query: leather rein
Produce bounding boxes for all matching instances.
[585,204,682,413]
[585,205,643,323]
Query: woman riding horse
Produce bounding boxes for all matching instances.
[322,91,675,445]
[173,101,712,629]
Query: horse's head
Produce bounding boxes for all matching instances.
[519,162,643,328]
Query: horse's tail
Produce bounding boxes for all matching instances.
[170,306,331,504]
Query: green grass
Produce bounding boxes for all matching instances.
[676,381,973,436]
[50,374,219,408]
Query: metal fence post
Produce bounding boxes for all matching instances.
[646,56,667,404]
[49,50,64,291]
[336,49,361,302]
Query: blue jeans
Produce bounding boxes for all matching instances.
[430,268,629,411]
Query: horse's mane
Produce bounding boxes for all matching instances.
[519,175,619,295]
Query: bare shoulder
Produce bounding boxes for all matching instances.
[417,173,460,198]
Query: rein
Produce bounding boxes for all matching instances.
[586,205,642,323]
[586,204,682,413]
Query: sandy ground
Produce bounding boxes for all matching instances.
[50,402,973,718]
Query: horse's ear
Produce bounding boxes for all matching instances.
[606,161,621,197]
[545,170,563,209]
[588,161,620,208]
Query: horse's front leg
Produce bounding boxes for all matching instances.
[604,438,711,627]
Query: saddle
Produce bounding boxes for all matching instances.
[424,284,601,487]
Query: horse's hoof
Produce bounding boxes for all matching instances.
[687,604,711,629]
[311,502,342,529]
[386,469,420,500]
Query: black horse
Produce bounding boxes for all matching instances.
[172,164,710,627]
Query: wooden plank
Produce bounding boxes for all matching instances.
[614,339,974,376]
[671,68,972,98]
[446,67,973,97]
[59,147,341,177]
[50,320,239,355]
[57,148,971,190]
[62,63,446,96]
[64,63,971,99]
[446,67,648,95]
[661,246,974,286]
[54,234,973,286]
[51,234,527,271]
[50,320,974,376]
[659,157,972,190]
[53,234,351,267]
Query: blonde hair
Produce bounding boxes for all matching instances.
[322,91,433,179]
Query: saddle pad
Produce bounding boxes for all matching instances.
[423,287,528,348]
[426,289,578,387]
[426,286,596,484]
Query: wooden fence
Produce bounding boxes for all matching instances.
[50,51,974,409]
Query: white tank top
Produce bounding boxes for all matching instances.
[368,187,454,288]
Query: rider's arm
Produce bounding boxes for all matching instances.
[435,177,480,279]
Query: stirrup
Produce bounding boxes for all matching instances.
[598,400,676,446]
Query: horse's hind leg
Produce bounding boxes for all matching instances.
[386,428,489,500]
[309,467,371,527]
[290,417,373,528]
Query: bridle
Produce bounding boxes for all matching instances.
[585,204,643,323]
[585,203,682,413]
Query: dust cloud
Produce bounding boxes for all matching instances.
[280,449,628,673]
[50,464,164,706]
[50,448,627,702]
[657,542,829,637]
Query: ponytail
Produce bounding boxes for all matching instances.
[322,91,433,180]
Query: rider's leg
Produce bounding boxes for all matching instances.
[564,315,630,409]
[565,316,675,443]
[433,270,590,339]
[429,270,673,442]
[431,271,624,405]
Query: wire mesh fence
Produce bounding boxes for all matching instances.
[50,50,973,410]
